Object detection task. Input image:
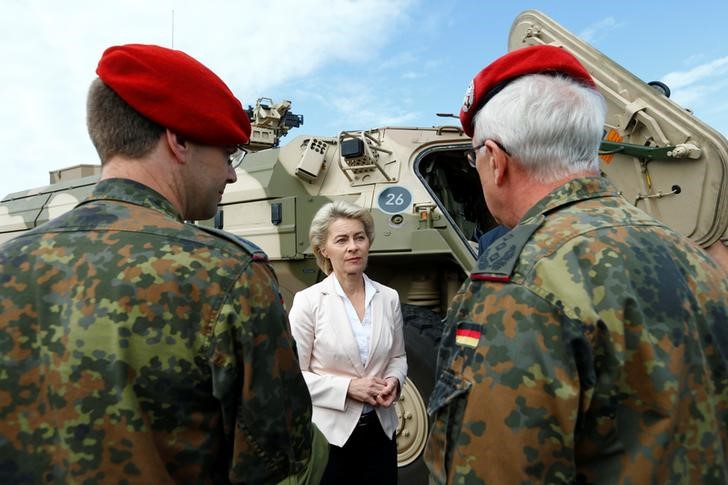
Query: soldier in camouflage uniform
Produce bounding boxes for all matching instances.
[0,44,327,484]
[425,45,728,484]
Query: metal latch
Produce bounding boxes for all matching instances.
[413,203,437,228]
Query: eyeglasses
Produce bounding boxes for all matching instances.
[465,140,510,168]
[227,145,249,169]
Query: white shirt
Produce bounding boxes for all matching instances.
[332,273,377,413]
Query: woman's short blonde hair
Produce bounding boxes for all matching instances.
[309,201,375,275]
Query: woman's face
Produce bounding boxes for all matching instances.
[321,217,370,277]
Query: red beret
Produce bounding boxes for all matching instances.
[96,43,251,145]
[460,45,596,137]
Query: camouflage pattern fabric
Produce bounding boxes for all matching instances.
[0,178,318,484]
[425,176,728,484]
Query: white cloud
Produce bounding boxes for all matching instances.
[657,57,728,134]
[377,51,420,71]
[0,0,414,199]
[682,53,707,67]
[670,76,728,112]
[671,84,712,107]
[172,0,414,95]
[578,17,622,43]
[377,112,419,125]
[292,76,420,133]
[661,56,728,89]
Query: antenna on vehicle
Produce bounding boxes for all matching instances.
[171,8,175,47]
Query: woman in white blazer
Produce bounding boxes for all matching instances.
[289,200,407,485]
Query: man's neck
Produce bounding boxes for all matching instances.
[503,170,597,227]
[100,150,185,219]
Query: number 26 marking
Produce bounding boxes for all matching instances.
[385,193,405,205]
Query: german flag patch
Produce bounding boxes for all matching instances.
[455,322,481,348]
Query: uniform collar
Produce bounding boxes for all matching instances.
[520,176,619,224]
[472,176,620,280]
[81,178,183,222]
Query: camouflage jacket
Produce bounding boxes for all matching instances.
[0,178,319,484]
[425,177,728,484]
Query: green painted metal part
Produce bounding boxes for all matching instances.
[599,141,677,161]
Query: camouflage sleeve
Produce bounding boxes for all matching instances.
[208,260,319,484]
[425,282,588,484]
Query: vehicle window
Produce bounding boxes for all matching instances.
[416,148,498,245]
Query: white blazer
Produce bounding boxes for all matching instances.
[288,273,408,447]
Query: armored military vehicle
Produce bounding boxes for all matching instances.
[1,10,726,483]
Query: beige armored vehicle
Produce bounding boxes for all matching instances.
[1,10,726,483]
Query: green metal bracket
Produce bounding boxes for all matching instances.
[599,140,676,161]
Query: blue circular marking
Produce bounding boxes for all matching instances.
[378,186,412,214]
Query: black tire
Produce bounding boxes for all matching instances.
[397,304,442,484]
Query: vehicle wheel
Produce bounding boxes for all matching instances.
[396,304,442,484]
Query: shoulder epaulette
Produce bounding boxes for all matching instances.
[471,216,544,282]
[194,225,269,262]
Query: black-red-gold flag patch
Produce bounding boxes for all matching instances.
[456,322,481,348]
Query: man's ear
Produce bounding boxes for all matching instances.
[165,130,189,164]
[485,139,508,186]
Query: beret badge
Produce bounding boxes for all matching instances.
[462,80,475,113]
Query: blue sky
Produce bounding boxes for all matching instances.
[2,0,727,199]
